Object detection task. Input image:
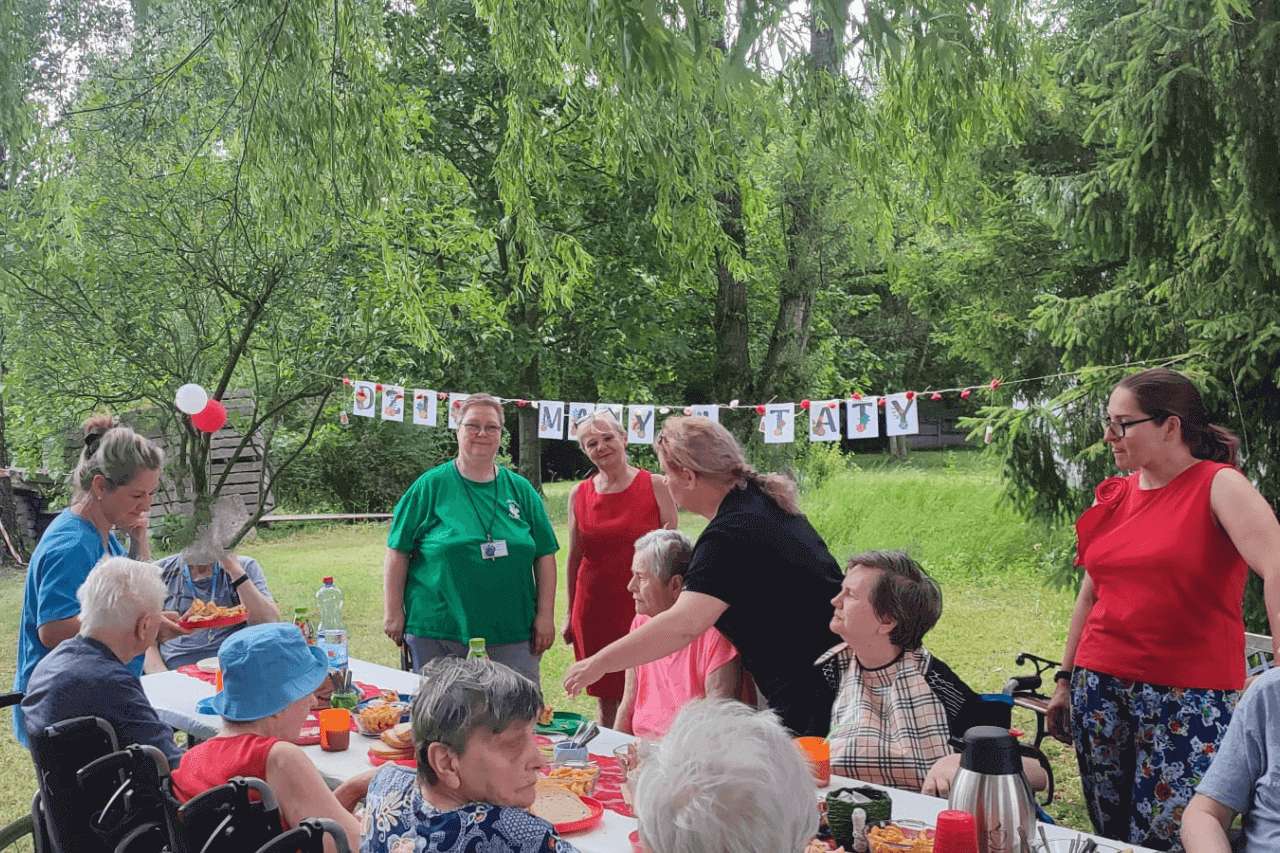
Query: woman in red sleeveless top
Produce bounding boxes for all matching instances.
[1045,368,1280,851]
[562,411,678,726]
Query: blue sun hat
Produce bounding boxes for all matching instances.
[197,622,330,721]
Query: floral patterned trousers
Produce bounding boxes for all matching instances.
[1069,667,1239,852]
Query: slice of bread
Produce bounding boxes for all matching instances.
[380,723,413,749]
[531,780,590,825]
[369,740,415,761]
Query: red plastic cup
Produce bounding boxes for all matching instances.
[793,736,831,786]
[933,809,978,853]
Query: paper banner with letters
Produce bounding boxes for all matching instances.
[683,404,718,422]
[447,393,469,429]
[597,403,623,425]
[412,390,437,426]
[759,403,795,444]
[381,385,404,422]
[538,401,566,439]
[845,398,880,439]
[567,402,594,440]
[352,381,376,419]
[628,405,656,444]
[884,393,920,436]
[809,401,840,442]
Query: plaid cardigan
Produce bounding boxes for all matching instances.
[817,645,987,791]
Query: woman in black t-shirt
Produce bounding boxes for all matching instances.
[564,416,844,736]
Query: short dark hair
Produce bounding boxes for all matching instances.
[847,550,941,651]
[1116,368,1240,468]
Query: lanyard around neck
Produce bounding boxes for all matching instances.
[454,461,500,542]
[182,562,221,600]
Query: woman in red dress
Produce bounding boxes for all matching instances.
[562,411,678,725]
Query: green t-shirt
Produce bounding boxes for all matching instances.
[388,462,559,645]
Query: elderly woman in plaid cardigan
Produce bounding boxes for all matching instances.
[818,551,1048,796]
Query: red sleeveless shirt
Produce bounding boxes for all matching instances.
[1074,460,1247,690]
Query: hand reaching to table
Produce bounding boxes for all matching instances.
[564,656,604,696]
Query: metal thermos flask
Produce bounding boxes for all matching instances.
[946,726,1036,853]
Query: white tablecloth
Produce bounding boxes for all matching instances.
[143,667,1152,853]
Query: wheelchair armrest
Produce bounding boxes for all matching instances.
[1002,674,1044,696]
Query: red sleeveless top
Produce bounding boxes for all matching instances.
[1074,460,1247,690]
[172,733,288,827]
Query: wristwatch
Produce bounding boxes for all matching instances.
[230,574,250,591]
[1053,668,1073,684]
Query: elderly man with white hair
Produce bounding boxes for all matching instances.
[633,699,817,853]
[21,555,184,768]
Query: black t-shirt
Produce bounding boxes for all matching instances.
[682,483,844,736]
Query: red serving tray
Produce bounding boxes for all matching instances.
[555,796,604,835]
[178,613,248,631]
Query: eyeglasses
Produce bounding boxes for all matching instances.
[1101,416,1157,437]
[461,422,502,436]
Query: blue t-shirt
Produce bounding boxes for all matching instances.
[12,509,143,745]
[417,802,578,853]
[1196,667,1280,851]
[21,634,183,769]
[156,554,273,668]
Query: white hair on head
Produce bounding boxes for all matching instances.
[77,556,167,635]
[633,529,692,583]
[634,699,817,853]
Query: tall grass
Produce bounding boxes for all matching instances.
[0,448,1093,844]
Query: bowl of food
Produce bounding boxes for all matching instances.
[543,762,601,797]
[355,698,409,736]
[866,820,935,853]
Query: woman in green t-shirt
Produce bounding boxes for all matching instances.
[382,394,559,684]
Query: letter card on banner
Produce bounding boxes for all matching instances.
[885,393,920,436]
[685,405,719,422]
[413,390,438,426]
[597,403,624,425]
[381,385,404,422]
[538,401,565,439]
[845,398,880,439]
[760,403,795,444]
[447,393,469,429]
[352,381,376,418]
[809,401,840,442]
[628,406,656,444]
[567,402,594,440]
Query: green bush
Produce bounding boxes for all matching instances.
[271,417,457,513]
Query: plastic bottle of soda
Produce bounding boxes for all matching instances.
[466,638,488,660]
[316,577,348,671]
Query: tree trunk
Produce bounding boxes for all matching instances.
[712,186,752,402]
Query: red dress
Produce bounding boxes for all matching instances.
[571,468,663,700]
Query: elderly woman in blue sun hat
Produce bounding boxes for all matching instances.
[171,623,376,852]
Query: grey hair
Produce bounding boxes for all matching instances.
[575,410,627,444]
[72,415,164,496]
[634,699,817,853]
[411,656,543,787]
[456,393,504,424]
[633,529,692,583]
[77,556,167,635]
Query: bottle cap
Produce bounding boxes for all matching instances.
[293,606,308,614]
[322,576,334,584]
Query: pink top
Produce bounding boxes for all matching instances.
[629,613,740,738]
[1075,460,1247,690]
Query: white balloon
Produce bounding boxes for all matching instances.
[174,383,209,415]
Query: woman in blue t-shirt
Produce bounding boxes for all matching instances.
[13,414,166,744]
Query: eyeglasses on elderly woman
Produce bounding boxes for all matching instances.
[461,422,502,435]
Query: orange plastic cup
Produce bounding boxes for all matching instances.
[318,708,352,751]
[794,736,831,786]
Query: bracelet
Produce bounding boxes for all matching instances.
[1053,669,1073,684]
[230,574,250,590]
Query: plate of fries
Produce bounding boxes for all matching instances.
[178,600,248,630]
[542,762,600,797]
[355,697,411,736]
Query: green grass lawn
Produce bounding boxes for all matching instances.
[0,448,1091,845]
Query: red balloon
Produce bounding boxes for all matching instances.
[191,399,227,432]
[754,405,766,415]
[931,393,942,401]
[800,399,811,410]
[960,388,972,399]
[905,390,915,400]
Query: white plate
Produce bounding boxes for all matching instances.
[196,657,219,674]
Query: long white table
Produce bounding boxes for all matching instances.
[142,657,423,787]
[143,665,1151,853]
